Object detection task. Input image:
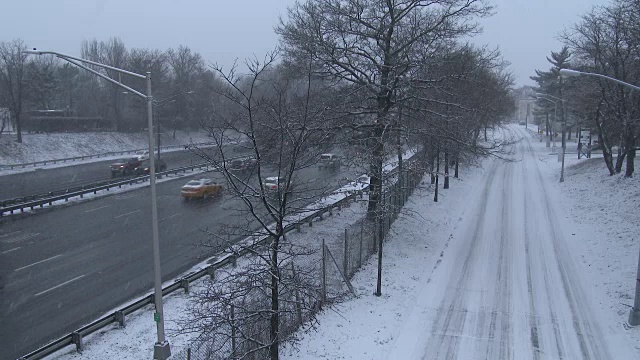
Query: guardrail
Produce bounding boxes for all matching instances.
[0,142,216,171]
[18,152,422,360]
[0,160,222,217]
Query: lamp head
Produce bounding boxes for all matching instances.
[23,48,44,55]
[559,69,581,77]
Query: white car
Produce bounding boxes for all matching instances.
[318,153,341,169]
[263,176,294,193]
[135,150,150,161]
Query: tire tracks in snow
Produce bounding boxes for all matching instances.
[423,158,501,359]
[425,127,516,359]
[520,139,541,360]
[520,127,610,360]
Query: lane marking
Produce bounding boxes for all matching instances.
[15,254,62,272]
[114,210,141,219]
[0,231,21,238]
[34,275,85,297]
[1,232,40,244]
[160,213,181,222]
[1,247,20,254]
[85,205,111,213]
[115,194,138,200]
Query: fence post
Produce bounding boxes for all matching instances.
[207,266,216,280]
[372,221,377,254]
[322,239,327,304]
[291,262,303,326]
[344,229,348,278]
[230,304,236,359]
[187,347,191,360]
[72,331,83,353]
[181,278,189,294]
[115,310,126,327]
[359,221,363,268]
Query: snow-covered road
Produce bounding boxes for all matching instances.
[387,126,629,360]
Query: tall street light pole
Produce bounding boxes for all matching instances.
[560,68,640,327]
[23,49,171,359]
[537,92,568,182]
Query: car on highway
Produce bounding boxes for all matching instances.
[181,178,223,199]
[262,176,295,193]
[318,153,341,170]
[229,156,257,172]
[135,150,150,161]
[133,158,167,175]
[110,157,142,177]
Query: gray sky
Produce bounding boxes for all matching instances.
[1,0,611,86]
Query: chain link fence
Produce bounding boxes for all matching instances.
[172,156,426,360]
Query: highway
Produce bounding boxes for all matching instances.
[0,153,357,360]
[0,146,227,201]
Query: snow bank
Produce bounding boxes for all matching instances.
[535,143,640,353]
[0,130,213,165]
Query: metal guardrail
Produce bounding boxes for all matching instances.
[0,161,218,217]
[17,152,422,360]
[0,142,216,171]
[16,185,371,360]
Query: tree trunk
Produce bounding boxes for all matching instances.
[484,125,487,142]
[454,159,459,179]
[430,154,436,184]
[444,146,449,189]
[269,232,281,360]
[615,148,626,173]
[14,111,22,143]
[593,104,615,175]
[367,123,384,219]
[625,148,635,178]
[454,144,459,178]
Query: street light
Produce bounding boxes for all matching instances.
[561,68,640,327]
[560,68,640,91]
[24,49,171,359]
[535,93,569,182]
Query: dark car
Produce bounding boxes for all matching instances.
[110,157,142,177]
[134,158,167,175]
[229,156,257,172]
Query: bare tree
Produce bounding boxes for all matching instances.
[277,0,492,220]
[180,53,341,360]
[167,45,205,130]
[562,0,640,177]
[0,39,27,142]
[126,48,169,130]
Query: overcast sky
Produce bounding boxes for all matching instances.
[1,0,611,87]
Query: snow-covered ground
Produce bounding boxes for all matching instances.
[280,125,640,359]
[0,130,215,170]
[26,125,640,359]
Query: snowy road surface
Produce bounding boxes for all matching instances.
[387,127,631,360]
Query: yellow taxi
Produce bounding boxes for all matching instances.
[181,178,223,199]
